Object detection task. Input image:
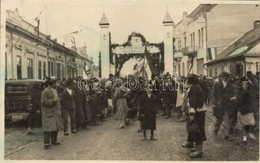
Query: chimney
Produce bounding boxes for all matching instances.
[254,20,260,28]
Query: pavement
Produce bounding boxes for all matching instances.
[4,107,259,161]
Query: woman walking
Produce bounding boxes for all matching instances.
[138,87,159,140]
[114,78,130,128]
[41,77,64,149]
[237,80,256,142]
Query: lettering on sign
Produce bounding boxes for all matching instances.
[113,46,145,54]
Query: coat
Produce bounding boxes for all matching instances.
[211,81,237,118]
[160,82,177,107]
[60,89,76,111]
[74,88,86,110]
[188,84,204,109]
[187,84,206,143]
[237,89,253,115]
[139,93,159,130]
[90,90,103,115]
[41,87,64,132]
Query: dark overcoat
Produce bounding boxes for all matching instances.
[187,84,206,143]
[74,88,86,124]
[237,89,253,115]
[60,89,76,111]
[139,93,159,130]
[211,81,237,118]
[41,87,64,132]
[160,81,177,107]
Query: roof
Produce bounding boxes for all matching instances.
[163,12,173,24]
[189,4,216,19]
[218,27,260,58]
[99,13,110,25]
[175,4,216,28]
[205,27,260,65]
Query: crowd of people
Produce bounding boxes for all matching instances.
[37,71,259,159]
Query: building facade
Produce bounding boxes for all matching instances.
[5,9,94,80]
[174,5,210,77]
[174,4,260,77]
[206,24,260,77]
[206,4,260,77]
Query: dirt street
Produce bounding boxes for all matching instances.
[4,109,259,161]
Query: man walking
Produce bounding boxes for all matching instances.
[212,72,237,141]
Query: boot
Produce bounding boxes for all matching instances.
[248,133,256,140]
[182,142,194,148]
[190,142,203,158]
[248,126,256,140]
[150,130,157,140]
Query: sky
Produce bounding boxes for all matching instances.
[4,0,200,75]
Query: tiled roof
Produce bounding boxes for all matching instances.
[205,27,260,65]
[218,27,260,59]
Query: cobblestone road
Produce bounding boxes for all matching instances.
[4,108,259,161]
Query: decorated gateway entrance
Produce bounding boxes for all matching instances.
[110,32,164,77]
[99,12,175,78]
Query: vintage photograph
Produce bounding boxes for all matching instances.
[1,0,259,161]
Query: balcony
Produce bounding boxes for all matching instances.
[181,46,198,56]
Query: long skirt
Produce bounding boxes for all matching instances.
[115,98,128,121]
[187,111,206,143]
[176,91,183,108]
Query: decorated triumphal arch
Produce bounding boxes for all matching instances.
[99,12,175,78]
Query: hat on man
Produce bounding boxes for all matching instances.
[45,76,57,86]
[187,74,199,84]
[65,79,74,87]
[221,72,230,78]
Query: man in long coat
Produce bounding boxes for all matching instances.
[60,79,77,135]
[41,78,64,149]
[74,79,87,130]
